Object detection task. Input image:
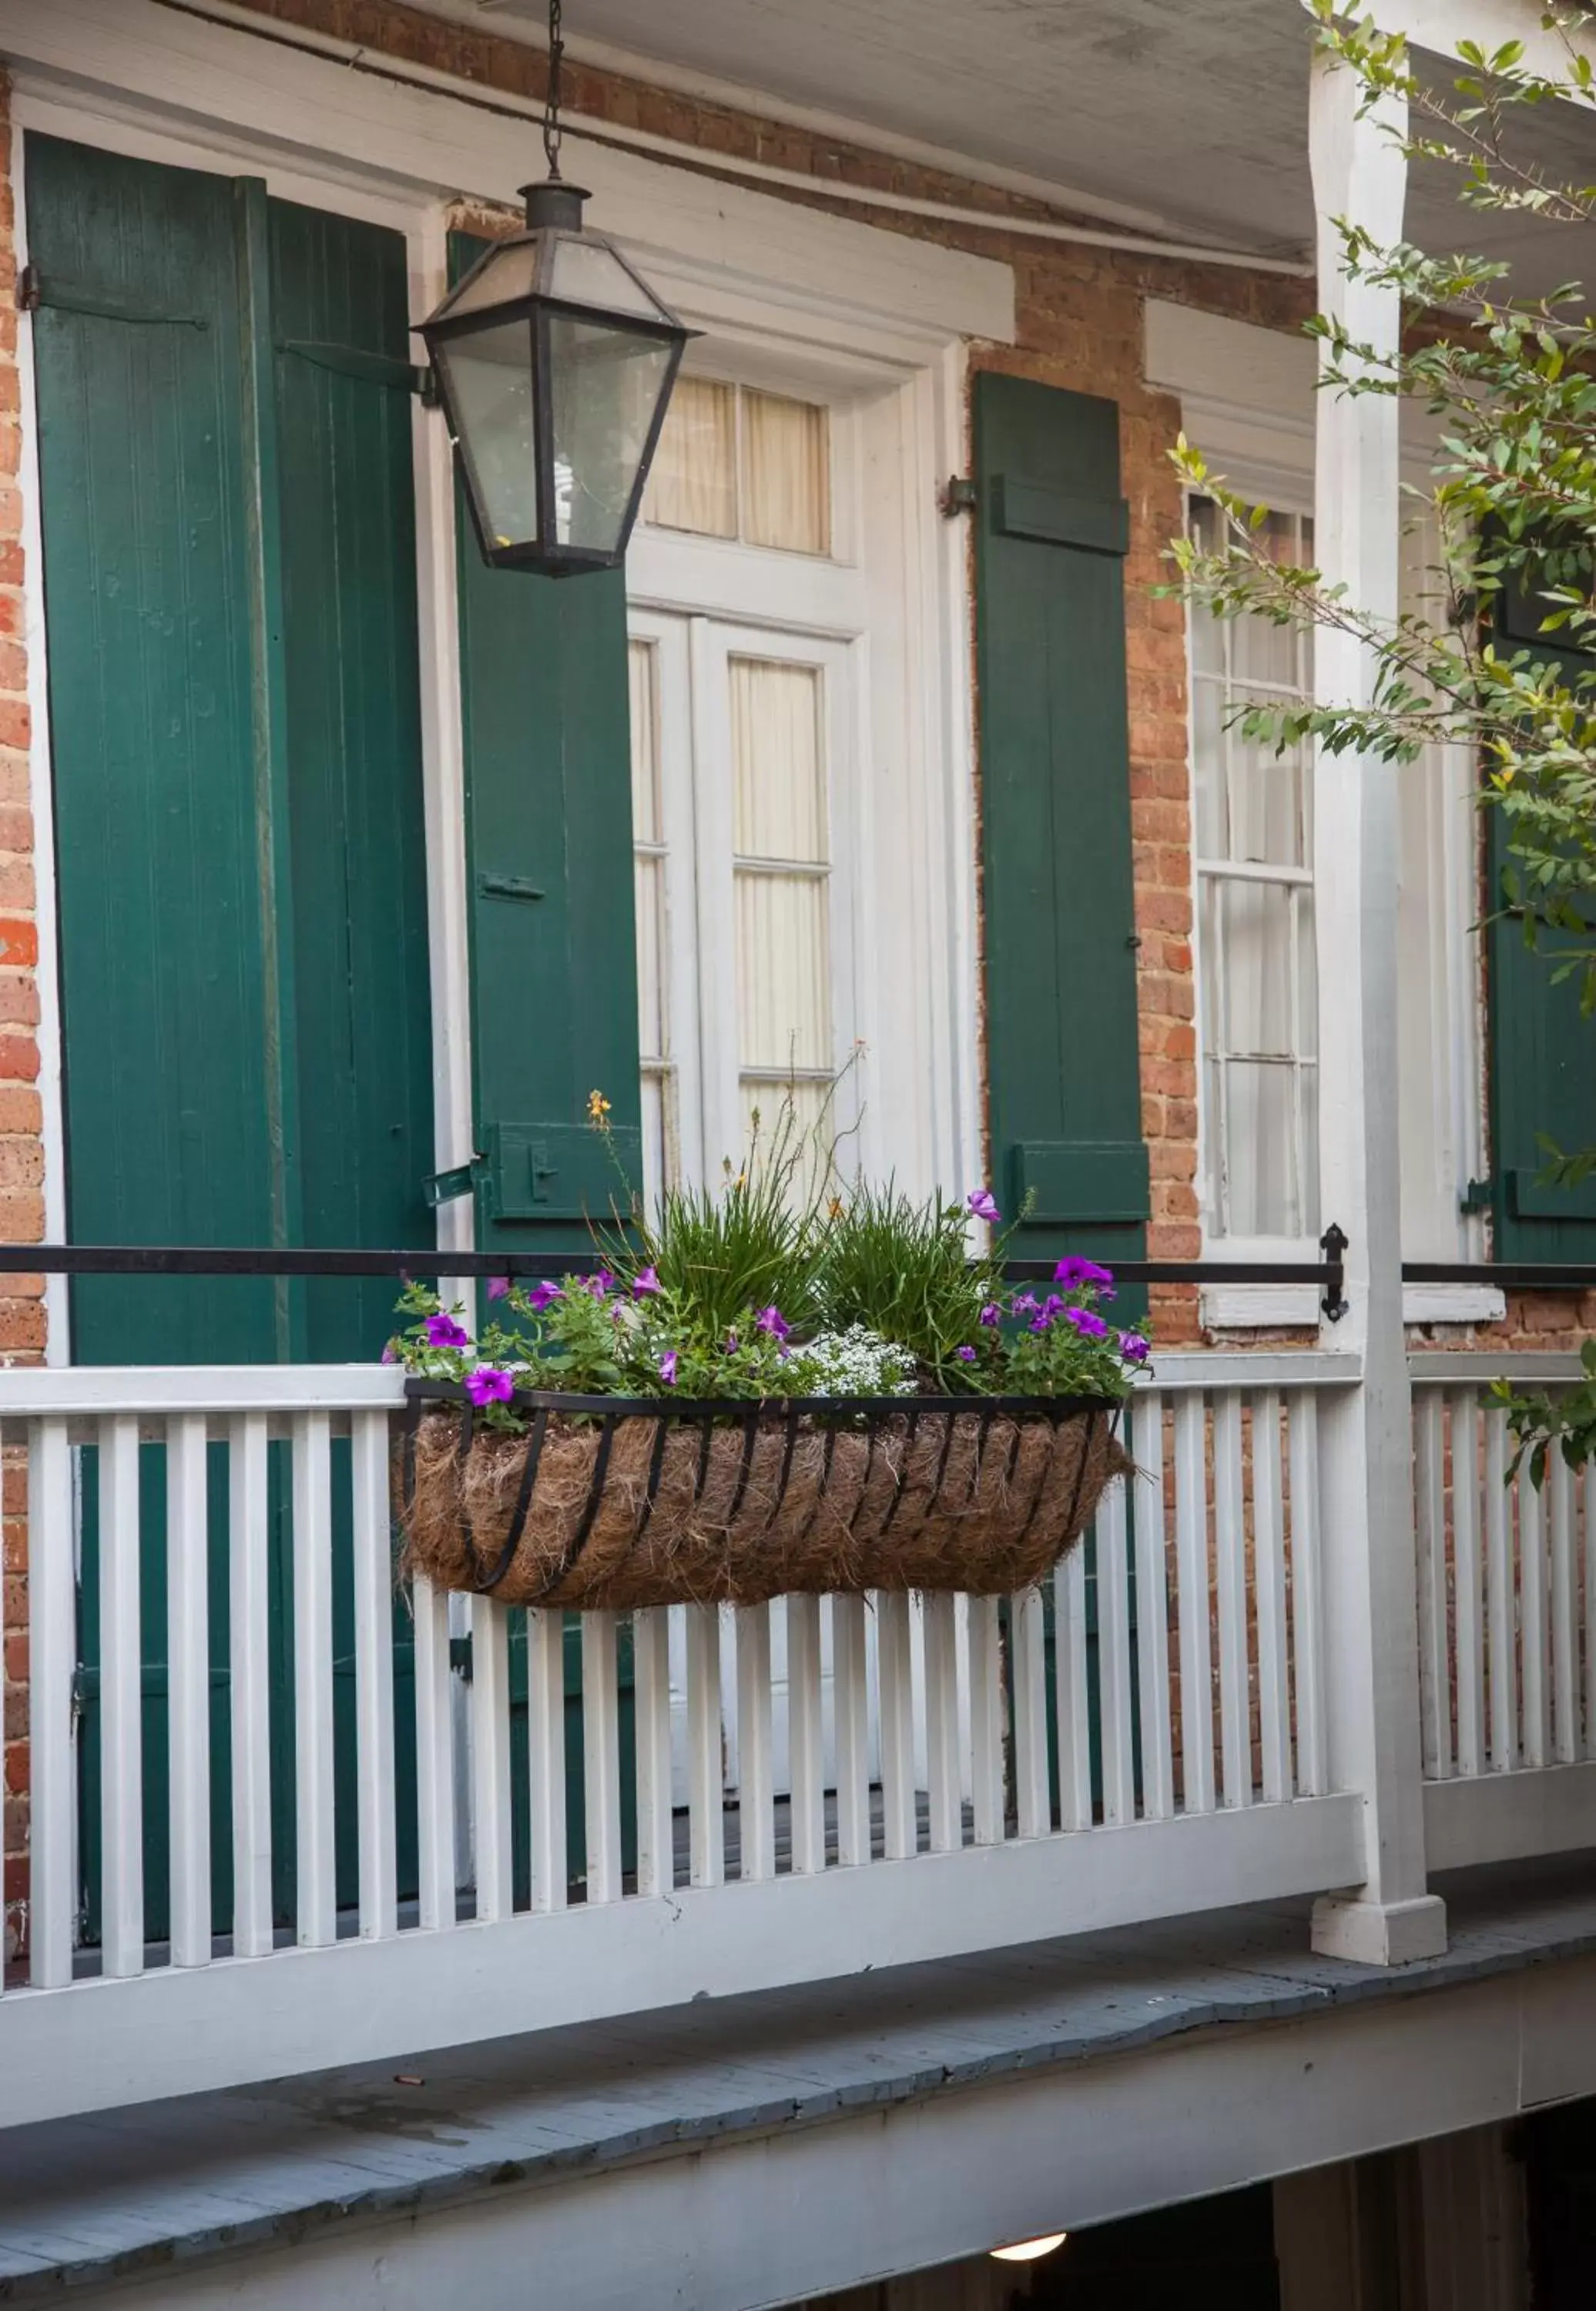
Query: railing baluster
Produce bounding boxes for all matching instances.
[167,1412,212,1970]
[967,1593,1004,1844]
[1011,1583,1050,1840]
[1054,1545,1093,1833]
[832,1593,871,1866]
[469,1593,512,1921]
[786,1593,826,1873]
[412,1573,456,1930]
[1521,1470,1549,1771]
[1586,1457,1596,1764]
[877,1592,917,1860]
[99,1414,143,1979]
[1130,1391,1173,1823]
[351,1410,397,1940]
[292,1411,336,1950]
[1287,1389,1326,1796]
[1095,1480,1135,1827]
[734,1604,775,1883]
[229,1413,273,1958]
[1450,1390,1484,1779]
[1414,1388,1448,1779]
[686,1601,725,1887]
[582,1609,623,1905]
[1173,1393,1216,1815]
[525,1606,566,1913]
[1212,1391,1249,1809]
[1484,1406,1517,1771]
[1252,1390,1291,1805]
[633,1606,674,1898]
[921,1590,961,1853]
[28,1416,75,1988]
[1549,1448,1578,1767]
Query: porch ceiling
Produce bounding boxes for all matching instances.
[431,0,1596,293]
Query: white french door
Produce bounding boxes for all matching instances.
[628,608,860,1209]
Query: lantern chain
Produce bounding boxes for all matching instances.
[543,0,565,182]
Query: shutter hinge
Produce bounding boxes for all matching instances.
[18,264,39,314]
[1460,1177,1495,1216]
[416,364,440,407]
[940,475,977,518]
[450,1633,474,1681]
[423,1152,486,1208]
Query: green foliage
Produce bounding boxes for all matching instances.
[1495,1337,1596,1486]
[815,1182,996,1386]
[600,1096,825,1340]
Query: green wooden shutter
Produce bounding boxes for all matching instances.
[974,373,1148,1266]
[450,232,642,1256]
[1487,582,1596,1262]
[29,137,280,1364]
[32,136,433,1937]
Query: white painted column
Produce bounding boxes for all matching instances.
[1307,52,1446,1964]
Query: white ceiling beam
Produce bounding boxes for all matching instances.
[1350,0,1596,79]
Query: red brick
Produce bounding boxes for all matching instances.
[0,1036,37,1084]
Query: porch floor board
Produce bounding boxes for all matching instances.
[4,1854,1596,2296]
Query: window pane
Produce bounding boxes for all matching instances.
[1222,1060,1297,1237]
[1191,675,1227,859]
[1227,727,1306,867]
[1217,879,1295,1056]
[1231,510,1306,686]
[742,389,830,555]
[629,638,662,844]
[735,872,831,1071]
[731,659,826,861]
[548,316,673,554]
[645,375,737,538]
[738,1076,834,1167]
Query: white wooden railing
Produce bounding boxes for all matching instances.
[1411,1354,1596,1873]
[2,1353,1370,2126]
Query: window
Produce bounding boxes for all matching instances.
[629,381,857,1204]
[1189,498,1319,1242]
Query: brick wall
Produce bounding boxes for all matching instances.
[0,65,43,1966]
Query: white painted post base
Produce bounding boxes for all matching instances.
[1311,1892,1448,1967]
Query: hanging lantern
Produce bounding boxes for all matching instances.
[416,1,697,575]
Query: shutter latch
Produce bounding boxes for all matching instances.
[940,475,977,518]
[423,1152,487,1207]
[1460,1177,1494,1216]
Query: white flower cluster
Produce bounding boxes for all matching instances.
[787,1323,917,1397]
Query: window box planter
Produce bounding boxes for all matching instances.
[397,1380,1130,1608]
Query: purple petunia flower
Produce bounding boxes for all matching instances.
[585,1270,616,1298]
[486,1276,511,1302]
[956,1344,977,1363]
[465,1367,515,1407]
[966,1188,1001,1226]
[527,1280,563,1314]
[381,1342,398,1366]
[659,1350,679,1386]
[1029,1312,1054,1334]
[978,1302,1002,1327]
[1054,1256,1115,1291]
[632,1266,662,1299]
[1120,1333,1151,1364]
[1065,1306,1109,1341]
[756,1305,790,1340]
[1011,1292,1039,1318]
[726,1330,739,1353]
[425,1313,470,1350]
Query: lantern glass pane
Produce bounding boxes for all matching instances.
[441,237,541,321]
[548,314,675,555]
[547,234,672,321]
[438,320,540,549]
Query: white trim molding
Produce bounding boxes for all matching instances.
[0,0,1015,347]
[1202,1283,1508,1330]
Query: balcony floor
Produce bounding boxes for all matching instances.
[5,1853,1596,2305]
